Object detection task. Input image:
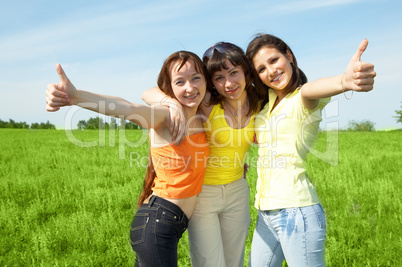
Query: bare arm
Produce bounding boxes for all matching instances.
[301,39,376,110]
[142,86,179,107]
[142,86,213,117]
[142,86,187,144]
[46,64,169,129]
[71,90,168,129]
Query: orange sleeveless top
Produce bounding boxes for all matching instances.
[150,132,209,199]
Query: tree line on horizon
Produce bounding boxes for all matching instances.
[2,110,401,131]
[77,117,142,130]
[58,117,381,131]
[0,117,142,130]
[0,119,56,129]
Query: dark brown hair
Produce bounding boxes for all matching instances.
[204,43,266,115]
[246,34,307,99]
[137,51,211,207]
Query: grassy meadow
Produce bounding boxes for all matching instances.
[1,128,401,266]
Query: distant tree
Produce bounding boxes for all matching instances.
[8,119,16,128]
[86,117,97,129]
[43,121,56,129]
[126,121,142,129]
[119,118,125,129]
[394,102,402,124]
[77,117,109,129]
[0,119,54,129]
[29,121,55,129]
[30,122,40,129]
[75,117,140,130]
[0,119,12,128]
[86,117,105,129]
[9,119,30,129]
[16,121,29,129]
[346,119,376,131]
[119,118,141,130]
[77,120,87,130]
[77,117,121,130]
[110,117,118,129]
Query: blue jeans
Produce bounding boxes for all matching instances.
[130,195,189,267]
[249,204,326,267]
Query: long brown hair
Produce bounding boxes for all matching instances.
[203,42,267,115]
[137,51,211,207]
[246,34,307,103]
[137,152,156,208]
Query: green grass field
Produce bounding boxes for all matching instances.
[1,129,401,266]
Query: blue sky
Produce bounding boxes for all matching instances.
[1,0,401,130]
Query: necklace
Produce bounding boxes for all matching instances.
[224,100,248,128]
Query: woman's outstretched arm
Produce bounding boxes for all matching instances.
[301,39,376,110]
[46,64,169,129]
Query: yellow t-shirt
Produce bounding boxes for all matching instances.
[254,88,330,210]
[202,104,255,185]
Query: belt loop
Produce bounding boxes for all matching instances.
[148,195,156,207]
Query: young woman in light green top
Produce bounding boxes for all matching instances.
[246,34,376,267]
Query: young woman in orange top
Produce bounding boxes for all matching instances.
[45,51,211,266]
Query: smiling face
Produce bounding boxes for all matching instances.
[252,47,294,93]
[211,59,247,101]
[170,60,207,109]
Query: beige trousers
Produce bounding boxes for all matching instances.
[188,178,250,267]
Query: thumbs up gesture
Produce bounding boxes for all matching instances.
[341,39,376,92]
[46,64,76,112]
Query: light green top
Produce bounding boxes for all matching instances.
[255,88,330,210]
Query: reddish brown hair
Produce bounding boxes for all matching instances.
[157,51,213,101]
[137,151,156,207]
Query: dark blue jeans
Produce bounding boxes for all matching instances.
[130,195,189,267]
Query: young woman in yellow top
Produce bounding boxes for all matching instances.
[45,51,211,266]
[142,43,266,267]
[246,34,376,266]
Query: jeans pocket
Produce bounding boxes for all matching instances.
[130,212,149,246]
[156,208,184,240]
[154,210,182,252]
[160,210,180,224]
[313,204,327,230]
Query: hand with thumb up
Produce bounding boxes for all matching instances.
[46,63,76,112]
[341,39,376,93]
